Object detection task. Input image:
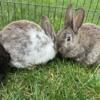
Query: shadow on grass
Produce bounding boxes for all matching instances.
[1,54,99,86]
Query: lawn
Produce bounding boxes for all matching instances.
[0,0,100,99]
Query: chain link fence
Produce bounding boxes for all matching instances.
[0,0,100,31]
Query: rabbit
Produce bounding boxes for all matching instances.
[0,16,57,68]
[57,5,100,65]
[0,43,11,81]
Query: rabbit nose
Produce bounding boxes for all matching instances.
[58,47,68,58]
[57,42,61,49]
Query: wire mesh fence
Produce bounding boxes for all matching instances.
[0,0,100,31]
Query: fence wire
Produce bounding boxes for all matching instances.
[0,0,99,30]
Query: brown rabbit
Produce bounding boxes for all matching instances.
[57,5,100,65]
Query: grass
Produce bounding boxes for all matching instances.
[0,0,100,99]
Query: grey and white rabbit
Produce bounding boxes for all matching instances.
[57,5,100,65]
[0,16,56,68]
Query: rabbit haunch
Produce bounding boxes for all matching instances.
[0,20,56,68]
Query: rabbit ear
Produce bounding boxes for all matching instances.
[73,8,85,33]
[41,16,56,41]
[64,4,73,27]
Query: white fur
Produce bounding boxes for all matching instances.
[11,28,56,68]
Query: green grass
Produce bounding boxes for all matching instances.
[0,0,100,99]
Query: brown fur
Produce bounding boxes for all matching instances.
[3,20,42,32]
[41,16,56,42]
[57,5,100,65]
